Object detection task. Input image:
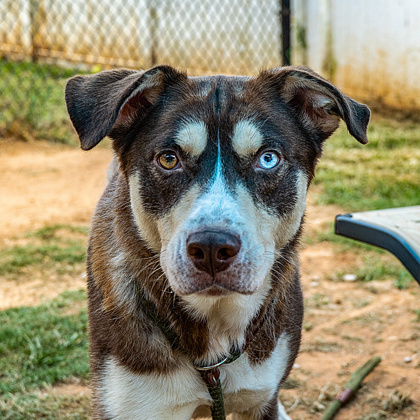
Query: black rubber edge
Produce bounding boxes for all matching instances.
[335,214,420,284]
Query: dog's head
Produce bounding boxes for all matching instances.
[66,66,369,302]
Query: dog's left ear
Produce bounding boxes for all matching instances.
[256,66,370,144]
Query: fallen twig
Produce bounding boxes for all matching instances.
[321,356,382,420]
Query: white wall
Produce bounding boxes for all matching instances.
[293,0,420,109]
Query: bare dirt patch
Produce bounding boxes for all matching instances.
[0,138,112,239]
[0,139,111,307]
[287,229,420,419]
[1,140,419,419]
[44,383,91,398]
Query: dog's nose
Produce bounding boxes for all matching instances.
[186,230,241,276]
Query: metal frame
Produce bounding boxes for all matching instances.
[335,214,420,284]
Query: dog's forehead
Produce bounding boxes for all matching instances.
[171,75,273,158]
[189,74,251,97]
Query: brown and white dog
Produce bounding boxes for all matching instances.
[65,65,369,420]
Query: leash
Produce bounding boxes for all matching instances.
[194,352,242,420]
[136,285,247,420]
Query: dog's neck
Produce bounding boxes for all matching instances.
[179,275,271,363]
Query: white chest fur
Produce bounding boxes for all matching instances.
[99,333,291,420]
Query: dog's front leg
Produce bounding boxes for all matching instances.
[277,401,292,420]
[231,395,291,420]
[100,403,198,420]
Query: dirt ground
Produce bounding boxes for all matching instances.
[1,139,419,419]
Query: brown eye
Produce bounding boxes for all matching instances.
[158,152,179,170]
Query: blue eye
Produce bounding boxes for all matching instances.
[257,151,281,170]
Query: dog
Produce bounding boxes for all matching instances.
[65,65,370,419]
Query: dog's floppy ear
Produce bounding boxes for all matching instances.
[65,65,186,150]
[256,66,370,144]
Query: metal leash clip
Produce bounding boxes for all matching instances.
[194,356,229,372]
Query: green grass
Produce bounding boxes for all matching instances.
[314,116,420,211]
[0,225,90,418]
[0,290,89,395]
[0,393,91,420]
[307,117,418,284]
[0,225,88,278]
[332,246,412,286]
[0,291,90,419]
[353,256,411,285]
[0,60,86,144]
[27,224,89,240]
[413,310,420,323]
[304,221,413,285]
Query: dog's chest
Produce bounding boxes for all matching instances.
[99,333,290,419]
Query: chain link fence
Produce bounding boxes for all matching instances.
[1,0,288,143]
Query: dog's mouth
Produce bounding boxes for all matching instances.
[195,285,235,297]
[168,270,260,296]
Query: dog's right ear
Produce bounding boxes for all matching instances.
[253,66,370,145]
[65,66,186,150]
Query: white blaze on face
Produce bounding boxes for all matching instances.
[160,139,277,358]
[158,139,277,302]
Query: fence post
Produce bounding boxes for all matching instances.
[149,4,158,66]
[281,0,291,66]
[29,0,40,62]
